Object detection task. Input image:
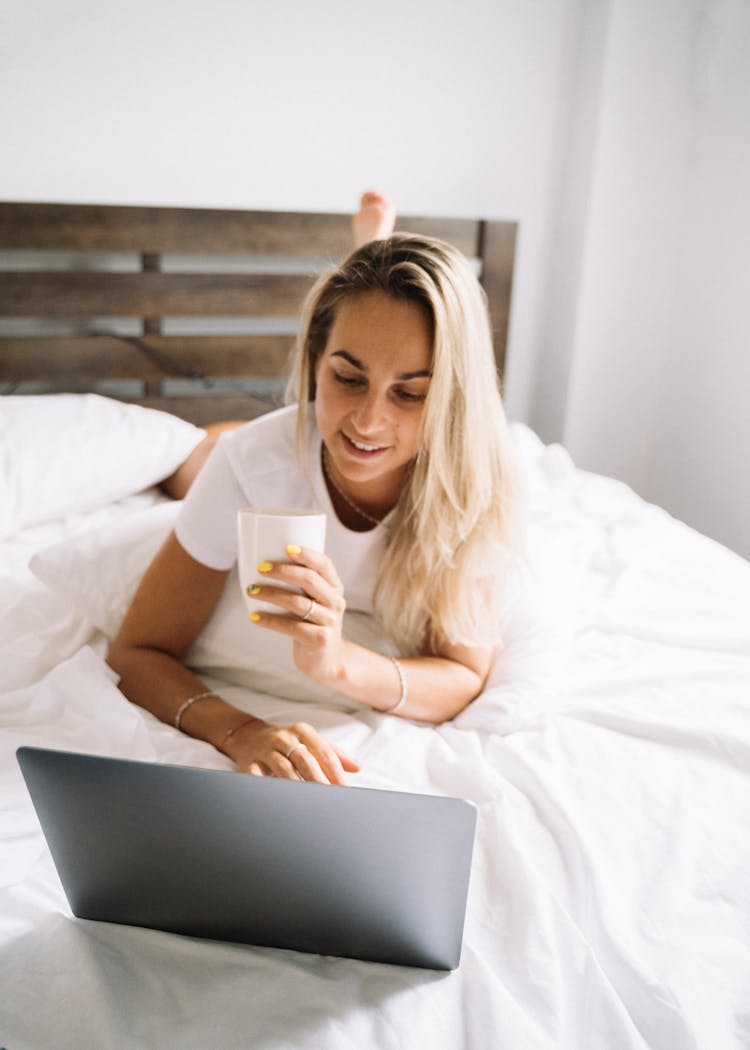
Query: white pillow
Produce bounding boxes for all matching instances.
[0,394,205,537]
[30,500,182,636]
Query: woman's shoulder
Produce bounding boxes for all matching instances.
[218,404,318,500]
[218,404,300,470]
[221,403,298,451]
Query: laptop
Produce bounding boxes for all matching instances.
[16,746,477,970]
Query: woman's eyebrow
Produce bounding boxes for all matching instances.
[399,369,432,380]
[331,350,431,380]
[331,350,365,370]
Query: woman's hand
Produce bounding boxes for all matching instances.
[224,717,359,784]
[247,545,347,687]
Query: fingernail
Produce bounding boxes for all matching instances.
[257,561,273,573]
[249,612,261,622]
[286,544,302,555]
[246,585,261,595]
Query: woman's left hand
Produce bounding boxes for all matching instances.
[248,546,346,686]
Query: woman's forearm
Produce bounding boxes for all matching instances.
[106,534,252,752]
[106,644,253,752]
[330,641,487,723]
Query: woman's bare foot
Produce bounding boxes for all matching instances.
[352,191,396,248]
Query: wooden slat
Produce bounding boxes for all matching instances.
[0,336,295,381]
[478,220,518,377]
[141,252,163,351]
[135,394,275,426]
[0,202,482,258]
[0,272,315,317]
[0,203,348,255]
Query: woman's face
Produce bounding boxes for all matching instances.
[314,290,433,508]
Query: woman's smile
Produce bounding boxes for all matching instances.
[341,432,389,457]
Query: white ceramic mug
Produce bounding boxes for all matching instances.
[237,508,327,615]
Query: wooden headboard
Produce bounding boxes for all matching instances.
[0,202,517,426]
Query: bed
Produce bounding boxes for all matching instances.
[1,202,749,1050]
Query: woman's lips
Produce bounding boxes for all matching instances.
[341,432,388,457]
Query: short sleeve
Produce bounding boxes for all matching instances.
[174,435,246,570]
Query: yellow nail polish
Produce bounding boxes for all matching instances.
[249,612,261,622]
[286,544,302,555]
[247,585,261,595]
[258,561,273,573]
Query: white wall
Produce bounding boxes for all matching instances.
[537,0,750,559]
[645,0,750,560]
[561,0,697,484]
[0,0,561,216]
[2,0,748,559]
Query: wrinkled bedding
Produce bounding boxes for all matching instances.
[1,424,749,1050]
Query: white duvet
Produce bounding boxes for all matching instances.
[1,421,749,1050]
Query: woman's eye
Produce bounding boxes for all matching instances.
[333,372,363,388]
[395,388,427,403]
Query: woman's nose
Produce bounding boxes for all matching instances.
[352,389,388,432]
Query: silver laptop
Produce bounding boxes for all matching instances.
[17,746,476,970]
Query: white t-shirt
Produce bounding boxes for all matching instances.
[175,406,397,705]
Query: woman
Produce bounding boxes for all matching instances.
[107,195,521,785]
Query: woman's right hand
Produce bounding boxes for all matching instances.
[223,718,359,785]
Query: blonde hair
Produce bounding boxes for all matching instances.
[288,234,522,655]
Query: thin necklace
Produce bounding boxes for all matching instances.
[322,445,386,528]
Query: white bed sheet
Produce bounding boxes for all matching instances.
[1,427,749,1050]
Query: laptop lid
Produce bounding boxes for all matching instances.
[16,746,476,970]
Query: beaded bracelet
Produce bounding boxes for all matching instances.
[174,690,218,731]
[384,656,408,714]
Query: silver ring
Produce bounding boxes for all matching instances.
[299,597,316,622]
[284,742,303,760]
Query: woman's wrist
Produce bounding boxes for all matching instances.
[305,640,350,694]
[321,643,407,714]
[383,656,408,713]
[219,715,265,761]
[178,693,264,754]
